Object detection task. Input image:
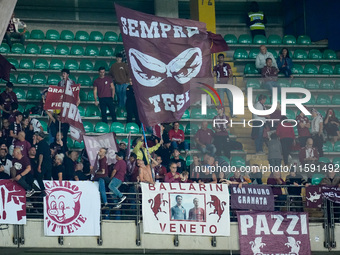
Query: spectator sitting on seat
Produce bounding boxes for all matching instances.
[52,153,65,181]
[9,111,23,146]
[296,111,311,148]
[50,132,68,155]
[299,138,319,166]
[195,121,216,155]
[324,108,340,142]
[310,108,324,157]
[0,82,18,120]
[261,58,280,92]
[189,155,201,181]
[247,164,263,184]
[277,48,293,78]
[169,148,186,173]
[14,131,31,158]
[133,135,163,165]
[228,169,250,187]
[276,116,295,165]
[138,159,154,184]
[268,133,282,168]
[0,148,12,178]
[154,155,166,182]
[320,169,340,186]
[164,162,181,183]
[246,1,267,37]
[1,119,11,147]
[5,13,26,48]
[169,122,189,155]
[286,167,308,212]
[256,45,278,71]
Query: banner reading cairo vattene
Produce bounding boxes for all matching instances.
[141,182,230,236]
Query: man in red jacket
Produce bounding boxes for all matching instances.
[169,122,188,154]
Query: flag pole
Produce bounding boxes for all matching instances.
[141,123,151,164]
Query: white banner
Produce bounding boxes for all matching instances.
[0,180,26,225]
[44,181,100,236]
[141,182,230,236]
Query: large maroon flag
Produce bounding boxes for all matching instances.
[115,4,216,126]
[0,54,16,82]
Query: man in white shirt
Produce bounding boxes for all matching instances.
[251,95,269,154]
[255,45,278,71]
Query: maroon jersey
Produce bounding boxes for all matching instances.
[188,207,205,221]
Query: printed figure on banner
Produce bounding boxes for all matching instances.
[148,193,168,220]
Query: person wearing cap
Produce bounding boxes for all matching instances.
[0,82,18,119]
[109,53,131,109]
[9,111,23,145]
[58,69,75,87]
[34,131,52,181]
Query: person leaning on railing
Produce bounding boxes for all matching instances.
[267,172,286,211]
[319,169,340,187]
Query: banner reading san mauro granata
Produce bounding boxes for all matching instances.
[230,184,274,211]
[141,182,230,236]
[237,211,311,255]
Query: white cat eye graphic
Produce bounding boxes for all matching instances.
[129,47,202,87]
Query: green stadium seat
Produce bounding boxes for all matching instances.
[238,34,252,44]
[318,109,326,118]
[40,44,55,55]
[185,123,199,135]
[78,105,85,117]
[297,35,311,45]
[319,157,331,164]
[305,95,316,105]
[11,43,25,54]
[60,30,74,40]
[267,49,278,58]
[85,105,100,117]
[74,140,84,149]
[244,63,259,74]
[191,108,203,119]
[85,45,99,56]
[94,61,109,71]
[278,79,290,87]
[65,59,79,70]
[17,105,24,113]
[35,59,49,69]
[293,49,307,59]
[316,94,331,105]
[186,155,193,167]
[25,104,36,113]
[9,74,16,83]
[90,31,103,41]
[332,95,340,105]
[335,110,340,119]
[333,157,340,165]
[334,142,340,152]
[224,34,237,44]
[253,35,267,44]
[181,109,190,119]
[290,79,305,88]
[39,120,48,131]
[87,92,95,101]
[30,30,44,39]
[233,49,248,59]
[20,59,34,69]
[304,79,319,89]
[114,44,124,55]
[79,90,87,101]
[69,75,77,82]
[46,29,60,40]
[49,59,64,70]
[285,109,295,119]
[286,94,300,100]
[207,108,218,118]
[104,31,118,42]
[111,122,125,133]
[109,60,116,67]
[267,34,282,45]
[48,74,61,85]
[99,46,114,56]
[14,88,26,99]
[70,45,84,56]
[75,31,90,41]
[334,65,340,74]
[320,79,334,90]
[25,43,40,54]
[77,75,92,86]
[83,121,94,133]
[118,33,123,42]
[231,156,246,167]
[116,107,127,118]
[319,64,333,74]
[248,49,259,59]
[323,49,337,59]
[311,173,324,185]
[24,31,30,39]
[79,59,93,70]
[32,74,47,84]
[304,64,318,74]
[0,43,10,53]
[26,88,41,100]
[126,123,140,134]
[7,58,19,69]
[67,137,74,149]
[323,141,333,152]
[308,49,322,59]
[246,79,261,88]
[95,122,110,133]
[283,35,296,44]
[55,45,70,55]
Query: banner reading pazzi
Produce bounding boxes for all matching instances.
[141,182,230,236]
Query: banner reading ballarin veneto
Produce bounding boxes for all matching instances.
[141,182,230,236]
[115,4,214,126]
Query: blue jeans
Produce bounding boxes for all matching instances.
[255,125,264,153]
[108,178,123,198]
[218,88,233,115]
[115,83,129,108]
[171,141,189,151]
[269,158,282,168]
[98,177,111,204]
[279,67,292,77]
[200,144,217,154]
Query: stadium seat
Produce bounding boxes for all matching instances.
[99,46,114,56]
[0,43,10,53]
[126,123,140,134]
[233,49,248,59]
[253,35,267,44]
[26,88,41,100]
[77,75,92,86]
[114,45,124,55]
[334,142,340,152]
[67,137,74,149]
[207,108,217,118]
[304,64,318,74]
[7,58,19,69]
[94,61,109,71]
[291,64,303,74]
[267,49,278,58]
[74,140,84,149]
[181,109,190,119]
[297,35,311,45]
[90,31,104,41]
[65,59,79,70]
[60,30,75,40]
[85,45,99,56]
[49,59,64,70]
[24,31,30,39]
[25,104,36,113]
[323,49,337,59]
[30,29,44,39]
[111,122,125,133]
[34,59,49,69]
[85,105,100,117]
[25,43,40,54]
[116,107,127,118]
[224,34,237,44]
[185,123,199,135]
[39,120,48,131]
[335,110,340,119]
[335,80,340,89]
[304,79,319,89]
[55,45,70,55]
[238,34,252,44]
[333,157,340,165]
[278,79,290,87]
[82,122,94,133]
[246,79,261,88]
[308,49,322,59]
[286,94,300,100]
[79,59,94,70]
[109,60,116,67]
[78,105,85,117]
[75,31,90,41]
[311,174,324,185]
[70,45,85,56]
[79,90,87,101]
[40,44,55,54]
[305,95,316,105]
[20,59,34,69]
[244,63,259,74]
[9,74,16,83]
[323,141,333,152]
[320,79,334,90]
[248,49,259,59]
[293,49,307,59]
[118,33,123,42]
[285,109,295,119]
[87,92,95,101]
[267,34,282,45]
[95,122,110,133]
[104,31,118,42]
[48,74,61,85]
[319,64,333,74]
[32,74,47,84]
[319,157,331,164]
[17,105,24,113]
[231,156,246,167]
[14,88,26,99]
[46,29,60,40]
[190,108,203,119]
[290,79,305,88]
[316,94,331,105]
[282,35,296,44]
[334,65,340,74]
[332,95,340,105]
[11,43,25,54]
[186,156,193,166]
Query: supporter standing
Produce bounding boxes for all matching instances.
[323,108,340,142]
[58,69,75,87]
[137,159,154,184]
[0,82,18,119]
[246,1,267,37]
[310,108,324,157]
[213,106,231,157]
[276,116,295,165]
[63,151,78,180]
[251,95,269,154]
[28,146,45,196]
[0,148,12,177]
[9,111,23,145]
[154,155,166,182]
[267,133,282,167]
[169,148,186,173]
[296,111,311,148]
[34,132,52,180]
[14,131,31,157]
[52,153,65,181]
[126,84,141,127]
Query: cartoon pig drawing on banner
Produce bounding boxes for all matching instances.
[46,188,82,224]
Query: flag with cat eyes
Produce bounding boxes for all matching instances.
[115,4,225,126]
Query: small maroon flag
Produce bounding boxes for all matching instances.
[207,32,229,53]
[44,85,80,110]
[0,54,16,82]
